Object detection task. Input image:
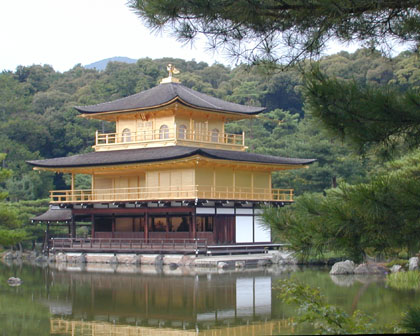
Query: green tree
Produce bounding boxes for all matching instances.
[129,0,420,64]
[0,154,27,249]
[264,149,420,261]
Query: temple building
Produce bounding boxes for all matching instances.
[29,66,315,254]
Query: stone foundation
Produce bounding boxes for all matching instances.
[50,250,295,268]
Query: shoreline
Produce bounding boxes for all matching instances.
[1,249,298,271]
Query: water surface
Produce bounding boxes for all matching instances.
[0,262,417,335]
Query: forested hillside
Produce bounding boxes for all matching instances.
[0,49,419,203]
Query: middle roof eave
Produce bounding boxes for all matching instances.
[75,83,265,115]
[27,146,316,169]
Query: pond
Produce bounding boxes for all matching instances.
[0,261,417,335]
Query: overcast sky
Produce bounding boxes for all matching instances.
[0,0,229,72]
[1,0,402,73]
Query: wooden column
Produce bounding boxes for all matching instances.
[45,222,50,255]
[145,211,149,241]
[91,214,95,238]
[251,172,254,199]
[112,214,115,238]
[192,211,197,239]
[71,173,75,202]
[68,222,71,237]
[71,215,76,238]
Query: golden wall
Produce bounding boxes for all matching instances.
[92,166,270,201]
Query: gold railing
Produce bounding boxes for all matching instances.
[50,185,293,203]
[95,127,245,148]
[50,318,294,336]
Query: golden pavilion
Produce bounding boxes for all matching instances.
[29,67,314,253]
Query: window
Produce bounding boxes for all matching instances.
[171,216,191,232]
[178,125,187,139]
[122,128,131,142]
[151,217,168,232]
[211,128,219,143]
[137,120,153,140]
[159,124,169,139]
[197,216,214,232]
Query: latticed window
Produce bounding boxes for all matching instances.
[159,124,169,139]
[122,128,131,142]
[211,128,219,142]
[178,125,187,139]
[137,120,152,140]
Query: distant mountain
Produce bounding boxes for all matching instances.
[84,57,137,71]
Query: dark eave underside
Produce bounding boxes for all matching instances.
[75,83,265,115]
[27,146,316,169]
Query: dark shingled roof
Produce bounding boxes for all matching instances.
[75,83,265,115]
[27,146,315,169]
[32,208,72,222]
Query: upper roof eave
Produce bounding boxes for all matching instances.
[77,97,264,119]
[74,83,266,116]
[27,146,316,171]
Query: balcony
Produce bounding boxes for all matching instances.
[94,127,246,151]
[50,185,294,203]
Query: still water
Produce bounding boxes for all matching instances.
[0,262,418,335]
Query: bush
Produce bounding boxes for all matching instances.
[386,259,408,269]
[400,307,420,333]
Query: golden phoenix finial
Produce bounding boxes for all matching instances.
[160,64,181,84]
[167,64,180,77]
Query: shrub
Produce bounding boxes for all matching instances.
[386,259,408,269]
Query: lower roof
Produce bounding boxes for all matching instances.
[27,146,315,169]
[32,208,72,222]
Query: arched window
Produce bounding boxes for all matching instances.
[159,124,169,139]
[211,128,219,143]
[122,128,131,143]
[178,125,187,139]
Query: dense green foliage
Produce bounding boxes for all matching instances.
[265,149,420,261]
[400,306,420,333]
[277,279,386,334]
[0,154,27,248]
[278,279,420,334]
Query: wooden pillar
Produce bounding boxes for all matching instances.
[233,169,236,198]
[71,173,75,202]
[68,221,71,237]
[213,168,216,198]
[145,211,149,241]
[251,172,254,199]
[192,210,197,239]
[46,222,50,255]
[91,214,95,238]
[71,215,76,238]
[112,214,115,239]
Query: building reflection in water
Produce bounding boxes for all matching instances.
[48,266,294,334]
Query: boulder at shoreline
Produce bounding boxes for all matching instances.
[330,260,355,275]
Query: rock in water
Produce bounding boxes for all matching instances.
[390,265,403,273]
[354,263,388,274]
[330,260,355,275]
[409,257,419,271]
[7,277,23,286]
